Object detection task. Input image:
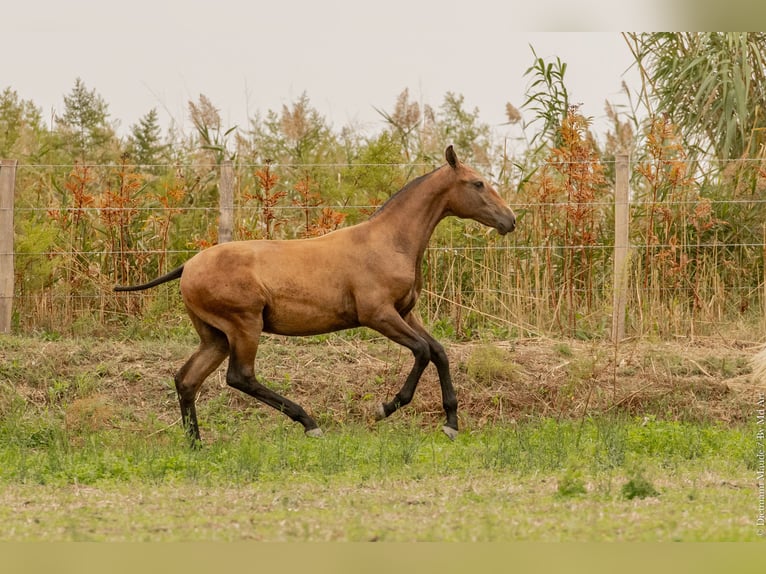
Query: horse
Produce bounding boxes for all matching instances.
[115,145,516,443]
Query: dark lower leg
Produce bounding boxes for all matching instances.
[431,345,458,432]
[380,371,423,417]
[379,344,430,418]
[179,397,202,445]
[405,312,459,436]
[174,337,228,446]
[227,368,319,433]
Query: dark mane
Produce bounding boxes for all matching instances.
[368,167,440,220]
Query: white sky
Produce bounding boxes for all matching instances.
[3,1,651,141]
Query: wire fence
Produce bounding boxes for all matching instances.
[2,158,765,341]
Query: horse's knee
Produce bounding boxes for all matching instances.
[412,339,431,365]
[430,342,448,366]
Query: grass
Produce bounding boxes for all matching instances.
[0,413,759,541]
[0,334,762,541]
[0,467,753,542]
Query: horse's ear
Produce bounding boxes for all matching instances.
[446,145,459,169]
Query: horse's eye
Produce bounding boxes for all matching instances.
[473,180,484,190]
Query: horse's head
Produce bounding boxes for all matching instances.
[443,145,516,235]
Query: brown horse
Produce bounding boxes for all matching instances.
[115,146,516,443]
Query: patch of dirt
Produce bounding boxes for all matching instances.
[1,334,763,431]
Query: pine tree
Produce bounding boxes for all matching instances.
[127,108,166,168]
[439,92,493,165]
[0,87,44,158]
[57,77,114,160]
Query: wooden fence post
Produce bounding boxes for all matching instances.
[611,154,630,343]
[218,160,234,243]
[0,159,17,334]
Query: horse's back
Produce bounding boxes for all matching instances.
[179,235,365,335]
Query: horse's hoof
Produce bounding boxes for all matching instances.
[374,403,386,421]
[305,427,323,438]
[441,425,458,440]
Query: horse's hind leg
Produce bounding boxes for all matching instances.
[225,316,322,437]
[174,314,229,445]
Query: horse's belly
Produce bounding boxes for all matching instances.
[262,297,359,336]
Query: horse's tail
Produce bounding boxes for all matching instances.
[751,344,766,385]
[114,265,184,292]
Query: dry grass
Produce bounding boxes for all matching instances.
[1,333,761,432]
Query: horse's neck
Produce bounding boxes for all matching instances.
[367,170,450,260]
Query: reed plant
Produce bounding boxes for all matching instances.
[9,126,766,340]
[13,159,216,333]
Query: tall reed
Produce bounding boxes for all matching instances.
[9,138,765,339]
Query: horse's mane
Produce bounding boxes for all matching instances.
[367,166,440,221]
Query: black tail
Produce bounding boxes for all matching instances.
[114,265,184,292]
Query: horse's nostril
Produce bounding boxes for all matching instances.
[497,220,515,235]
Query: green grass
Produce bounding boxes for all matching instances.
[0,334,760,541]
[0,412,759,541]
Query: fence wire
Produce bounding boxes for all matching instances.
[2,159,765,339]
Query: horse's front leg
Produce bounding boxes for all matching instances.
[368,309,458,439]
[405,312,458,439]
[366,309,431,421]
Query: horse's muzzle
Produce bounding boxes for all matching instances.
[496,213,516,235]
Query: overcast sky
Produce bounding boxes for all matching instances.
[3,1,650,140]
